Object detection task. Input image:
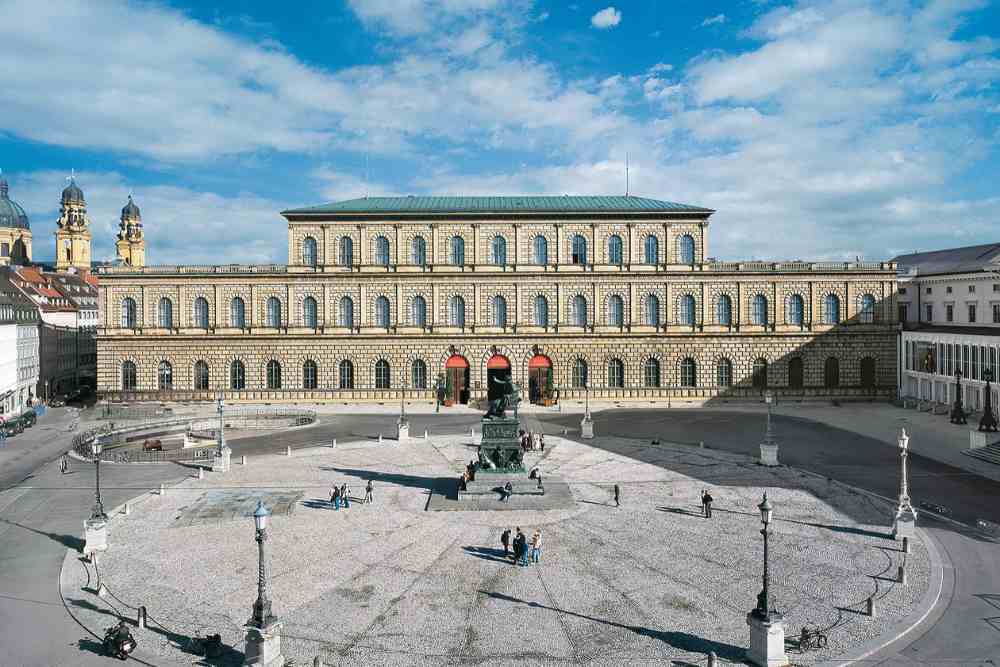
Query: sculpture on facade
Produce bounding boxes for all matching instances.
[484,376,521,419]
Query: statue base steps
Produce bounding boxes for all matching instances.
[461,478,546,498]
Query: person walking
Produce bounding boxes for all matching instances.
[539,435,545,452]
[364,479,374,504]
[518,529,530,566]
[342,483,351,509]
[613,484,620,507]
[503,481,513,503]
[501,528,511,558]
[60,453,69,474]
[530,529,542,564]
[702,489,713,518]
[514,528,527,566]
[331,485,341,510]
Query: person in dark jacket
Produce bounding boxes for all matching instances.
[513,527,526,565]
[702,489,714,518]
[613,484,621,507]
[501,528,511,557]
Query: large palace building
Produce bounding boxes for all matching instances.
[95,195,899,404]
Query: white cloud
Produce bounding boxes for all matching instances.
[346,0,509,36]
[591,7,622,29]
[701,14,727,27]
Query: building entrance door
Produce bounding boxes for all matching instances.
[444,354,469,405]
[486,354,511,403]
[528,354,553,404]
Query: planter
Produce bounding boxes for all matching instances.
[443,400,455,407]
[542,398,556,407]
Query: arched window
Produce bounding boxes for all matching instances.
[230,360,246,390]
[533,236,548,265]
[121,361,137,391]
[824,294,840,324]
[716,358,733,387]
[572,295,587,327]
[677,234,695,264]
[302,237,317,267]
[643,358,661,388]
[644,235,659,264]
[534,295,549,327]
[158,297,173,328]
[824,357,840,388]
[607,358,625,388]
[411,236,427,266]
[860,357,877,388]
[411,359,427,389]
[571,234,587,264]
[374,236,390,266]
[339,296,354,328]
[375,296,391,328]
[572,358,588,388]
[266,297,282,327]
[716,295,732,326]
[752,294,768,326]
[752,358,768,389]
[266,360,282,389]
[608,235,623,265]
[645,294,660,326]
[492,295,508,328]
[230,297,246,328]
[859,294,876,323]
[338,359,354,390]
[303,296,318,328]
[339,236,354,266]
[194,297,209,328]
[374,359,391,389]
[157,360,173,390]
[609,294,624,326]
[412,296,427,327]
[787,294,804,327]
[450,236,465,266]
[194,360,210,390]
[680,358,697,387]
[303,360,318,389]
[788,357,804,389]
[679,294,696,326]
[450,295,465,327]
[491,236,507,266]
[121,297,137,328]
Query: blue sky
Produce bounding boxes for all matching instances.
[1,0,998,264]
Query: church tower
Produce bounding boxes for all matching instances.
[54,178,92,271]
[115,195,145,267]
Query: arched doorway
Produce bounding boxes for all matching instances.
[444,354,470,405]
[528,354,553,404]
[486,354,511,403]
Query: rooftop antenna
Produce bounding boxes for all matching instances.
[625,152,630,197]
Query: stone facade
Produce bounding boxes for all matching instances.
[96,198,899,403]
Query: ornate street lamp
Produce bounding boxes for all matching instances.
[753,493,776,620]
[746,491,788,667]
[759,392,780,466]
[950,370,967,424]
[249,500,274,629]
[979,369,998,433]
[892,428,918,539]
[216,392,226,456]
[90,438,107,520]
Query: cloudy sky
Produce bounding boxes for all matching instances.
[2,0,997,264]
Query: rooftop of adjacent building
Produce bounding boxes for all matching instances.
[281,194,714,217]
[893,242,1000,277]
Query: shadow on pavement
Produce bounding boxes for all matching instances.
[0,517,84,551]
[462,546,512,564]
[320,466,448,493]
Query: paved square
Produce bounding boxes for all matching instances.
[172,489,303,527]
[63,430,932,666]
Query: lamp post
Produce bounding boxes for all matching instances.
[244,499,284,666]
[581,382,594,439]
[91,438,106,520]
[754,493,774,619]
[584,382,591,420]
[759,392,779,466]
[217,392,226,456]
[892,428,918,539]
[746,491,787,667]
[979,369,998,432]
[950,370,967,424]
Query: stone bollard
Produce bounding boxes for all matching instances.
[708,651,717,667]
[424,430,429,440]
[699,441,705,449]
[137,606,147,629]
[241,455,247,465]
[331,438,337,448]
[286,446,292,457]
[902,536,909,553]
[378,433,383,444]
[159,483,166,496]
[866,597,875,617]
[562,427,568,436]
[123,503,130,516]
[897,565,906,585]
[469,427,475,441]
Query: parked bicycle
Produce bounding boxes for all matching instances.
[798,623,828,651]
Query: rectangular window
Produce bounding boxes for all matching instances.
[937,342,944,374]
[972,345,980,380]
[969,284,976,293]
[925,304,933,321]
[994,284,999,292]
[946,304,953,322]
[926,287,932,294]
[946,286,953,294]
[994,303,1000,323]
[899,287,907,294]
[898,303,908,322]
[945,343,952,376]
[969,304,976,323]
[963,344,970,378]
[905,341,911,370]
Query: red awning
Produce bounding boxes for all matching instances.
[528,354,552,369]
[487,354,511,370]
[445,355,469,369]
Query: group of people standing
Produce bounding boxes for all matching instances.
[519,430,544,452]
[330,479,375,509]
[500,526,542,566]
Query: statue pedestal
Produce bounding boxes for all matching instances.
[244,621,283,667]
[396,418,410,442]
[212,447,231,473]
[476,417,524,474]
[759,443,779,466]
[83,518,108,556]
[581,416,594,440]
[746,612,789,667]
[892,507,917,539]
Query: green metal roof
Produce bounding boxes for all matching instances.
[282,195,713,216]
